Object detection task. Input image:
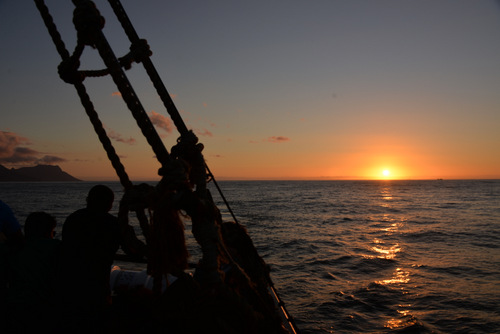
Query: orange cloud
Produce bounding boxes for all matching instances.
[111,92,121,97]
[107,129,136,145]
[149,111,174,135]
[267,136,290,143]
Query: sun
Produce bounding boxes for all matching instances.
[382,169,391,177]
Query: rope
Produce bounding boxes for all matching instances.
[34,0,70,59]
[70,41,151,79]
[107,0,242,233]
[206,165,240,224]
[107,0,189,136]
[72,0,171,169]
[34,0,132,190]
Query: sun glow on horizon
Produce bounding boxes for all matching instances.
[375,167,399,180]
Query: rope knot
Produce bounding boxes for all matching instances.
[58,55,83,84]
[72,1,105,47]
[130,39,152,64]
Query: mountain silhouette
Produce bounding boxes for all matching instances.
[0,164,80,182]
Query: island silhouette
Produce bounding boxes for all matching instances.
[0,164,80,182]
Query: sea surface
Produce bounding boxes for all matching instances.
[1,180,499,333]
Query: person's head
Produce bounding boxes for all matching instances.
[24,212,57,239]
[86,185,114,213]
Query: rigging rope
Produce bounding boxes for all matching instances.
[72,0,171,169]
[106,0,242,222]
[107,0,189,136]
[34,0,132,190]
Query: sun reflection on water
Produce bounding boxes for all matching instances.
[381,187,393,204]
[377,267,410,285]
[381,222,401,233]
[371,243,401,259]
[363,238,402,260]
[384,307,417,330]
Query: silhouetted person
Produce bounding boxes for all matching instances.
[0,200,23,244]
[0,200,23,329]
[58,185,120,333]
[0,200,24,258]
[7,212,60,333]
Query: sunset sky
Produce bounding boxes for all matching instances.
[1,1,499,181]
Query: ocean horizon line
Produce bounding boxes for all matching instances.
[9,177,497,183]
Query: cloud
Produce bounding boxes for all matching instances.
[0,131,37,163]
[36,155,67,164]
[1,147,39,163]
[149,111,174,136]
[194,128,213,137]
[107,129,136,145]
[248,136,290,144]
[0,131,66,165]
[1,131,29,156]
[267,136,290,143]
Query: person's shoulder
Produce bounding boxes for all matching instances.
[63,208,89,234]
[65,208,88,221]
[104,212,119,226]
[73,208,89,215]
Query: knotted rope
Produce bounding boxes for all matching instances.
[34,0,131,190]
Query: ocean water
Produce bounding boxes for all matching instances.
[1,180,500,333]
